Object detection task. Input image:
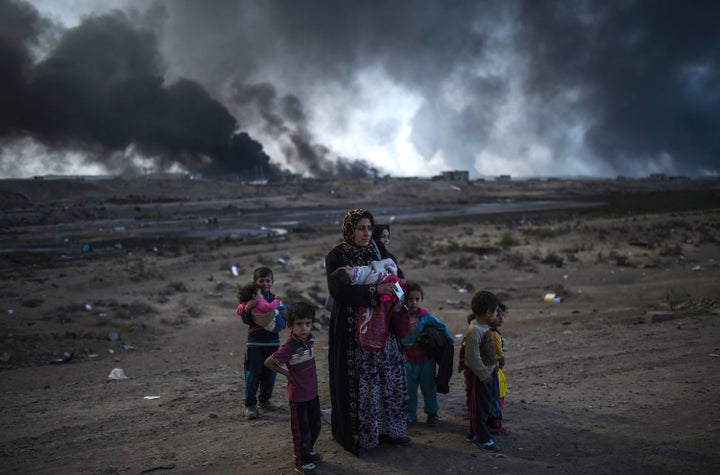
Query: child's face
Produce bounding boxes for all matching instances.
[342,266,354,279]
[406,290,423,313]
[497,310,505,326]
[378,229,390,246]
[291,318,313,340]
[489,309,503,327]
[255,275,273,294]
[478,306,498,324]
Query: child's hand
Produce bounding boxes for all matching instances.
[244,299,259,312]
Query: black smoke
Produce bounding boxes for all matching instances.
[516,0,720,174]
[3,0,719,178]
[0,0,281,179]
[231,82,375,179]
[160,0,719,177]
[162,0,498,174]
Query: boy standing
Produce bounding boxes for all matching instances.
[464,290,500,452]
[238,267,286,420]
[265,302,322,474]
[400,282,452,425]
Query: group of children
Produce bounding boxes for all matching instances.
[236,266,322,474]
[236,264,509,473]
[458,291,508,452]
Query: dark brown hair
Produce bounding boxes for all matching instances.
[287,301,316,325]
[470,290,499,316]
[253,266,273,281]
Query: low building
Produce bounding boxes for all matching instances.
[433,170,469,181]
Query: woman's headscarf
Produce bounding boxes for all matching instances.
[341,208,380,266]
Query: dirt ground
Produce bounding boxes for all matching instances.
[1,176,719,475]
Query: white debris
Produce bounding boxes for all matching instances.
[107,368,128,380]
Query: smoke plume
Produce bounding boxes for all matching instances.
[0,0,281,179]
[2,0,719,178]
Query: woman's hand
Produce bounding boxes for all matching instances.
[376,282,396,296]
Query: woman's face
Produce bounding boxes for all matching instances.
[353,218,373,247]
[379,228,390,246]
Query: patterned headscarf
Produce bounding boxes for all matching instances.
[341,208,380,266]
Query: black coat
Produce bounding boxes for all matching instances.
[416,325,454,394]
[325,241,404,455]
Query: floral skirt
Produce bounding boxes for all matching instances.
[357,335,408,449]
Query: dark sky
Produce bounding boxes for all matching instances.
[1,0,718,178]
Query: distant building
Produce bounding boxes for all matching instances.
[277,173,304,184]
[144,172,190,180]
[38,174,116,181]
[496,174,512,182]
[433,170,469,181]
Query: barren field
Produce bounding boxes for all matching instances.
[1,177,719,474]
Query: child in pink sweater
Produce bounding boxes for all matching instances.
[237,282,285,332]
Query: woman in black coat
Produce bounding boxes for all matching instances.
[325,209,409,455]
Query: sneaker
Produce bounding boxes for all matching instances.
[426,414,440,426]
[472,438,500,452]
[294,462,317,474]
[467,431,496,442]
[258,400,279,411]
[307,451,323,462]
[245,406,260,420]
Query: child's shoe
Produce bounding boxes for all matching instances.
[307,451,323,462]
[258,400,279,411]
[466,432,496,442]
[245,406,260,420]
[294,462,317,474]
[472,438,500,452]
[426,414,440,426]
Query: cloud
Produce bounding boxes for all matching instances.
[4,0,719,178]
[515,0,720,176]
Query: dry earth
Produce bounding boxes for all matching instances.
[1,176,719,474]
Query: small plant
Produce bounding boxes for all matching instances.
[658,244,683,257]
[498,232,519,248]
[541,251,565,268]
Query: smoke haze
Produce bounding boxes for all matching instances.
[1,0,718,178]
